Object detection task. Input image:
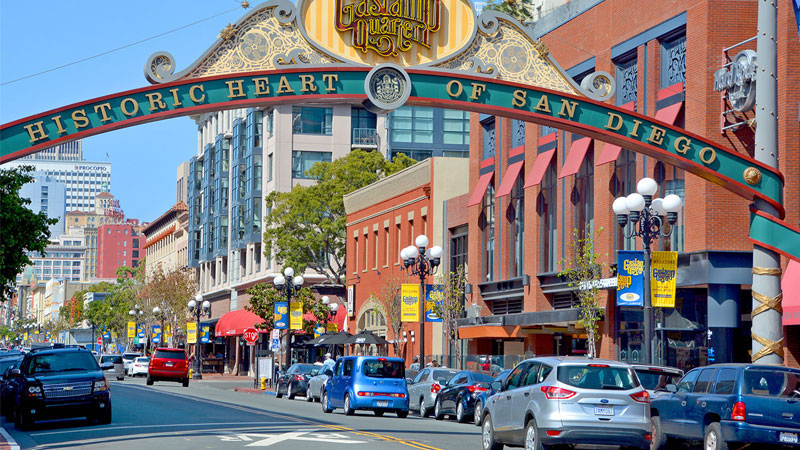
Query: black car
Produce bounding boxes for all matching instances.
[5,346,114,429]
[433,370,495,423]
[0,355,23,419]
[275,363,319,399]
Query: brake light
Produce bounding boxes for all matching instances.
[357,392,406,398]
[541,386,576,399]
[648,367,665,372]
[630,390,650,404]
[378,358,387,361]
[545,430,563,437]
[588,364,610,368]
[467,385,488,393]
[644,434,652,441]
[431,383,441,393]
[295,375,304,381]
[732,401,746,421]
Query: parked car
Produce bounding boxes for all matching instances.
[481,357,651,450]
[407,367,459,417]
[650,363,800,449]
[433,370,495,423]
[4,346,113,429]
[275,363,319,399]
[122,352,142,373]
[128,357,150,377]
[321,356,409,418]
[147,348,189,386]
[307,365,333,402]
[0,356,23,419]
[630,364,683,398]
[473,369,511,426]
[100,354,125,381]
[405,368,419,385]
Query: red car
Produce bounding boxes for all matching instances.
[147,347,189,387]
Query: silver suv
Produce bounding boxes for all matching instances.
[481,357,650,450]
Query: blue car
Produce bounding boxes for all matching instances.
[321,356,409,418]
[651,363,800,449]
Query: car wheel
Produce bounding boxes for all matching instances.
[146,375,154,386]
[396,410,408,418]
[704,422,729,450]
[182,378,189,387]
[343,393,355,416]
[650,416,667,450]
[525,419,546,450]
[374,410,384,417]
[306,389,314,402]
[321,390,332,413]
[97,403,112,425]
[482,414,502,450]
[13,407,29,431]
[456,400,467,423]
[275,384,283,398]
[117,376,124,381]
[434,398,444,420]
[419,398,429,417]
[287,383,295,400]
[474,401,483,427]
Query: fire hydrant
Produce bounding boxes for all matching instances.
[260,377,267,390]
[189,368,194,379]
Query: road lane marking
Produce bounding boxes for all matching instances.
[29,422,294,436]
[0,422,20,450]
[219,430,367,446]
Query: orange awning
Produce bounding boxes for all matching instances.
[467,172,494,207]
[558,137,592,179]
[458,325,521,339]
[495,161,524,198]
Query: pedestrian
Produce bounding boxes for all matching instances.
[321,352,335,372]
[314,356,323,366]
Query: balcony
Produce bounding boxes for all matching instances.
[352,128,378,148]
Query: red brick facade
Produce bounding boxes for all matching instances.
[97,221,147,279]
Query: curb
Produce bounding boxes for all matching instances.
[0,422,20,450]
[233,387,269,394]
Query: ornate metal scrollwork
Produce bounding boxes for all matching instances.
[467,57,498,77]
[579,71,616,102]
[273,49,311,66]
[144,51,179,84]
[477,11,501,35]
[273,0,296,25]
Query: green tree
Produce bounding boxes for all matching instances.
[139,265,193,342]
[558,228,606,358]
[371,276,406,358]
[264,150,416,283]
[430,265,468,366]
[0,166,59,300]
[483,0,534,23]
[245,283,331,335]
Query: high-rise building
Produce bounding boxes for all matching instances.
[176,162,190,205]
[96,221,146,279]
[65,192,124,280]
[25,228,87,284]
[20,141,82,161]
[3,157,111,211]
[18,173,67,236]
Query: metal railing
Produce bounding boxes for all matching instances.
[352,128,378,147]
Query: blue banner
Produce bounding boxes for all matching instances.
[152,325,162,344]
[200,325,210,343]
[617,251,645,307]
[424,284,444,322]
[274,301,288,329]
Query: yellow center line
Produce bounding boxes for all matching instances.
[318,424,442,450]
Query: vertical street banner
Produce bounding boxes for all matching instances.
[347,285,355,318]
[152,325,162,344]
[186,322,197,344]
[127,321,136,338]
[314,325,325,338]
[201,325,210,343]
[326,322,338,333]
[274,301,288,329]
[617,251,645,306]
[401,283,420,322]
[289,301,303,330]
[424,284,444,322]
[651,251,678,307]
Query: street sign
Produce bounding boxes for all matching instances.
[271,329,280,340]
[243,327,259,344]
[270,338,280,352]
[96,336,102,345]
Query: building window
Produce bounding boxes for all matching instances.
[353,236,359,273]
[615,55,638,106]
[266,110,274,137]
[292,151,332,179]
[573,147,594,239]
[450,225,468,274]
[389,149,430,161]
[538,160,557,273]
[267,153,273,182]
[442,109,469,145]
[384,226,390,267]
[481,183,495,281]
[132,250,139,258]
[292,107,333,135]
[661,164,685,253]
[510,176,525,278]
[482,118,496,160]
[246,109,263,148]
[351,107,377,129]
[613,149,637,250]
[373,229,379,270]
[660,33,686,88]
[389,107,433,144]
[252,196,262,233]
[512,119,525,148]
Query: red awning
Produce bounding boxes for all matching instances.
[302,309,346,331]
[596,101,635,166]
[215,309,267,336]
[495,161,525,198]
[467,172,494,207]
[782,260,800,326]
[558,137,592,179]
[523,149,556,189]
[655,102,683,125]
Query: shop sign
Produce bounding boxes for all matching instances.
[424,284,444,322]
[401,283,419,322]
[274,301,288,329]
[650,251,678,308]
[713,49,756,112]
[617,251,644,307]
[187,322,197,344]
[289,301,303,330]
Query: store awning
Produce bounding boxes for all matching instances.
[302,309,346,331]
[467,172,494,207]
[458,325,521,339]
[523,149,556,189]
[782,260,800,326]
[596,101,635,166]
[654,82,684,125]
[215,309,267,336]
[495,161,524,198]
[558,137,592,179]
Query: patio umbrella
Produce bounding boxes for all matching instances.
[345,330,389,345]
[309,330,353,346]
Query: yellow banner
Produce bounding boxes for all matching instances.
[401,283,420,322]
[127,321,136,339]
[187,322,197,344]
[651,251,678,308]
[23,332,28,341]
[289,301,303,330]
[326,323,338,333]
[166,325,172,338]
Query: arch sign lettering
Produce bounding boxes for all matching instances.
[1,0,798,260]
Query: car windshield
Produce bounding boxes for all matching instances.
[0,358,20,374]
[635,369,682,391]
[135,357,150,363]
[432,370,459,383]
[26,352,99,375]
[101,355,123,364]
[362,359,404,379]
[293,364,318,374]
[154,349,185,360]
[744,368,800,398]
[557,364,639,390]
[123,353,140,360]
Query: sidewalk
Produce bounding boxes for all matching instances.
[194,372,274,394]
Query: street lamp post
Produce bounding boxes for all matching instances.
[188,296,211,379]
[612,177,683,365]
[152,306,166,347]
[401,235,443,368]
[273,267,304,369]
[129,304,144,351]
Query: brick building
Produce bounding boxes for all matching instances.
[461,0,799,370]
[96,221,147,279]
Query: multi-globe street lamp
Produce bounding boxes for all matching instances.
[400,235,442,368]
[273,267,304,368]
[152,306,166,347]
[612,177,683,365]
[129,304,144,350]
[188,296,211,379]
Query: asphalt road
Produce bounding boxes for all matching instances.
[1,377,481,450]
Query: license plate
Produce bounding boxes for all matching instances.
[780,432,798,443]
[594,406,614,416]
[376,400,389,407]
[165,362,174,367]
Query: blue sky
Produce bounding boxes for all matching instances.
[0,0,252,222]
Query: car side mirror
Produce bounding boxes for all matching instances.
[665,383,677,393]
[491,380,503,391]
[10,368,21,377]
[100,362,114,370]
[325,369,333,377]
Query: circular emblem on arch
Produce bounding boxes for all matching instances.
[744,167,762,185]
[364,64,411,113]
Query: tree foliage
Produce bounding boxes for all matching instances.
[245,283,331,335]
[430,265,468,364]
[139,264,193,340]
[264,150,416,283]
[483,0,534,23]
[371,276,406,357]
[0,166,59,300]
[83,266,144,339]
[558,228,606,358]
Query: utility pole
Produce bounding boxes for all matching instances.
[750,0,783,364]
